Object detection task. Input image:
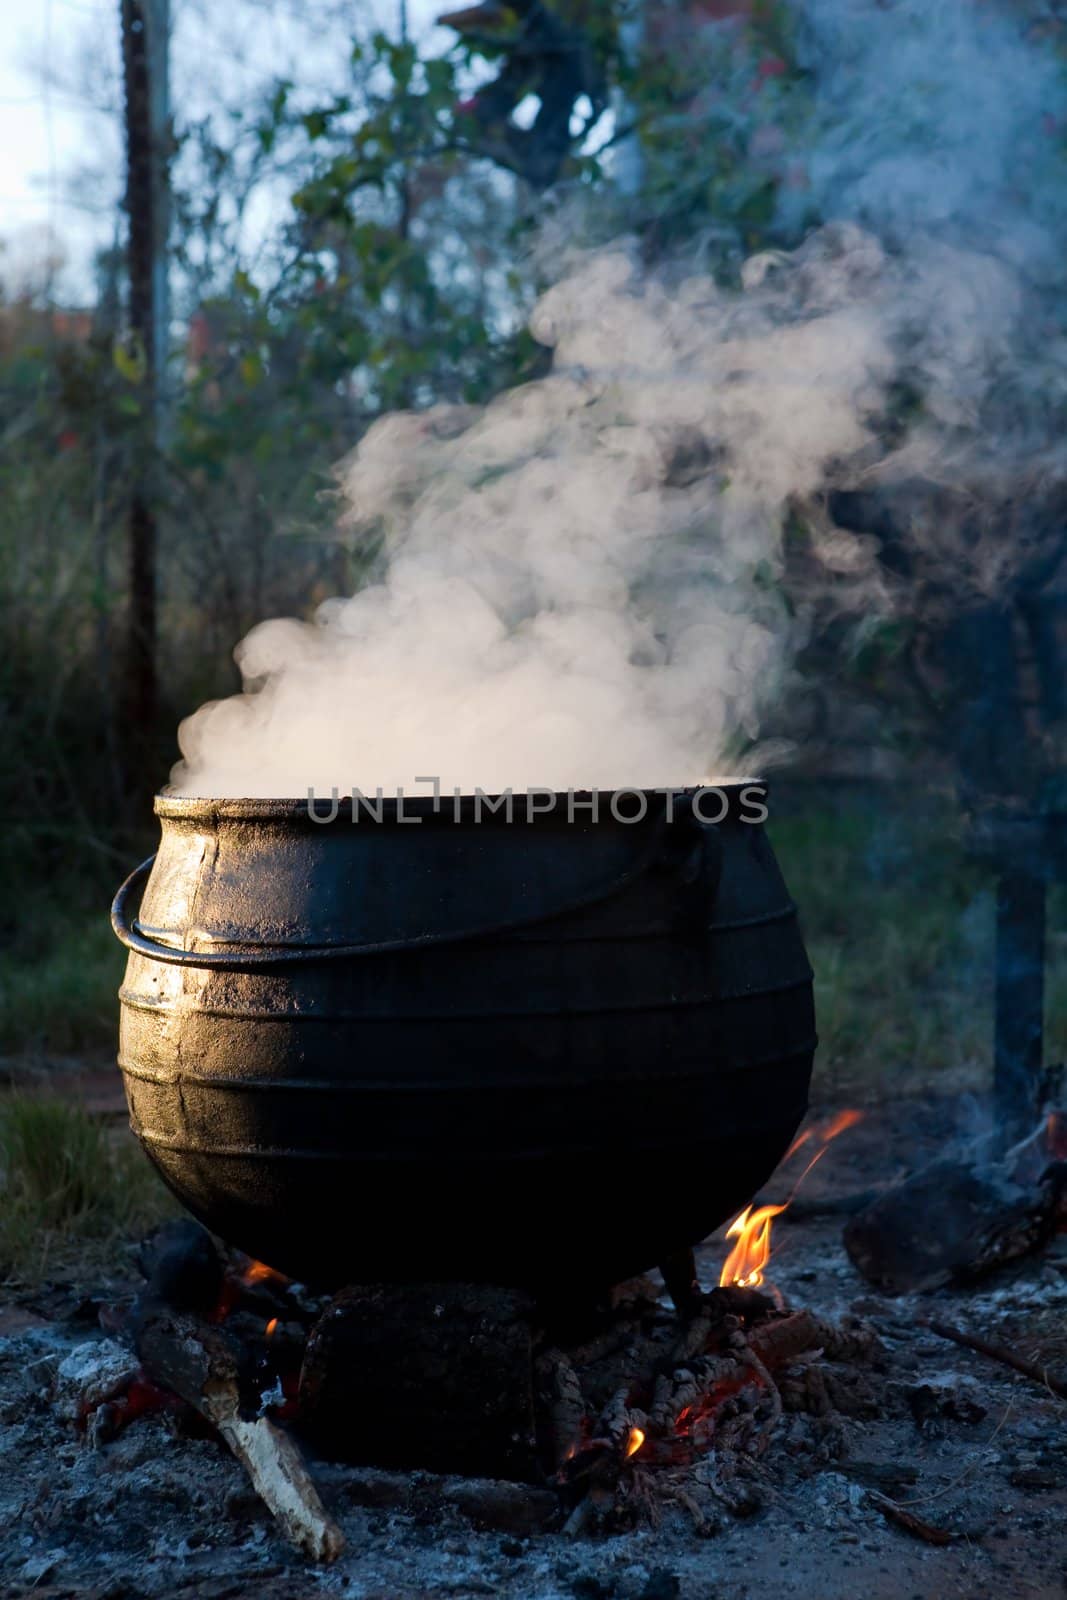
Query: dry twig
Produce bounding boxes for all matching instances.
[865,1489,958,1546]
[928,1319,1067,1401]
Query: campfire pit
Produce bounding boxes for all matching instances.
[8,1094,1067,1599]
[89,1204,889,1561]
[50,1108,881,1564]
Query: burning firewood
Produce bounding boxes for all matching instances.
[535,1346,586,1468]
[134,1302,344,1562]
[97,1179,888,1552]
[648,1355,742,1436]
[118,1220,343,1561]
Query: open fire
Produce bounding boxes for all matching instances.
[37,1092,1067,1578]
[67,1109,888,1560]
[719,1205,786,1293]
[719,1110,865,1294]
[67,1072,1067,1572]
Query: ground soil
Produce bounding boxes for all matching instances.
[2,1093,1067,1600]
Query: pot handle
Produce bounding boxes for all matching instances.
[111,798,723,970]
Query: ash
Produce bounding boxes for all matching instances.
[3,1098,1067,1600]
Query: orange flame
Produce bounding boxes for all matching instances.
[625,1426,645,1458]
[783,1109,862,1168]
[818,1108,864,1142]
[783,1126,814,1161]
[718,1203,787,1289]
[265,1317,278,1339]
[719,1109,864,1290]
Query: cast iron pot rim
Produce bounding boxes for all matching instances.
[154,779,767,825]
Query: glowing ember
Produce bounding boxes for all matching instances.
[265,1317,279,1339]
[718,1202,787,1289]
[242,1258,288,1288]
[625,1426,645,1458]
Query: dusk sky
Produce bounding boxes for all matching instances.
[0,0,449,300]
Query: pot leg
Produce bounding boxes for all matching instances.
[659,1246,702,1314]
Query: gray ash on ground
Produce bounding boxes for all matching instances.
[3,1097,1067,1599]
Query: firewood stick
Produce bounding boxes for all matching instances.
[597,1385,632,1448]
[672,1485,712,1534]
[805,1314,884,1364]
[741,1348,782,1424]
[928,1319,1067,1401]
[135,1305,345,1562]
[203,1395,346,1562]
[648,1355,741,1435]
[562,1494,597,1538]
[864,1489,957,1546]
[670,1306,715,1364]
[746,1310,822,1367]
[535,1347,586,1467]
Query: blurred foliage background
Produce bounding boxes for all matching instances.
[0,0,1063,1100]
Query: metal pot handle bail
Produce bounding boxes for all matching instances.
[111,797,723,971]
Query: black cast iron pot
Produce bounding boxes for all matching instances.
[112,785,815,1291]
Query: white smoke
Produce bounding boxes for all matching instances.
[793,0,1067,254]
[172,0,1067,798]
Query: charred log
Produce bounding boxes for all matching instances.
[844,1153,1067,1293]
[298,1283,538,1481]
[136,1219,224,1314]
[865,1489,958,1547]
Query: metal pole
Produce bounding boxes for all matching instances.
[613,0,644,197]
[120,0,168,785]
[146,0,170,444]
[993,868,1047,1139]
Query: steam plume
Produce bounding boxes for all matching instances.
[172,0,1067,799]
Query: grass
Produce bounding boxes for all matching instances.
[0,823,129,1057]
[0,910,125,1057]
[0,1095,172,1281]
[771,791,1067,1100]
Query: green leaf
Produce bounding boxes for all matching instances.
[112,336,147,386]
[239,352,264,387]
[302,109,331,141]
[424,57,455,99]
[233,269,260,302]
